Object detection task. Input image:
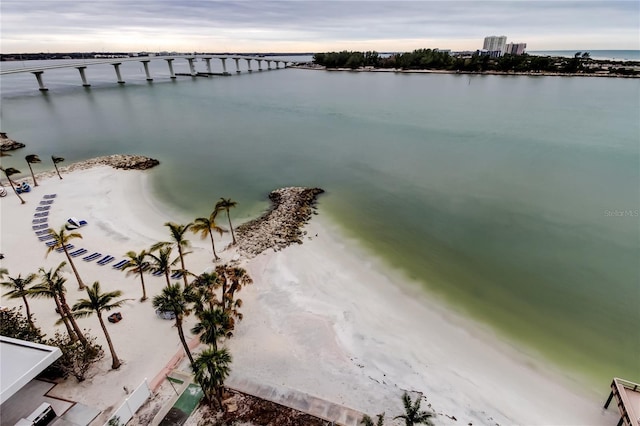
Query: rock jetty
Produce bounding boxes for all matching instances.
[0,132,26,152]
[237,187,325,257]
[34,154,160,180]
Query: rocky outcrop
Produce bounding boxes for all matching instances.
[34,154,160,180]
[0,132,25,152]
[237,187,325,257]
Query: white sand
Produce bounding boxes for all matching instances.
[0,167,617,425]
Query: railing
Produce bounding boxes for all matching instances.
[105,378,151,426]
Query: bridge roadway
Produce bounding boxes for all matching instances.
[0,54,289,92]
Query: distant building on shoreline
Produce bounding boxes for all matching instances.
[481,36,527,56]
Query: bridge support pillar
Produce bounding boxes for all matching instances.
[234,58,241,73]
[76,66,91,87]
[164,58,177,79]
[203,57,212,74]
[141,60,153,81]
[266,60,272,70]
[256,59,263,71]
[245,58,253,72]
[31,71,48,91]
[275,61,280,69]
[186,58,197,76]
[220,58,230,75]
[111,63,125,84]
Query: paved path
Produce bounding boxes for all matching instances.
[226,375,365,426]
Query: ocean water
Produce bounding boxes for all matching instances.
[1,60,639,389]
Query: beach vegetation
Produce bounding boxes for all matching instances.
[46,226,86,290]
[52,155,65,179]
[71,281,126,369]
[193,347,232,409]
[45,331,104,381]
[192,212,226,261]
[153,282,196,368]
[25,154,42,186]
[123,249,150,301]
[146,245,177,288]
[1,166,26,204]
[361,412,386,426]
[0,306,45,342]
[153,222,193,287]
[215,198,238,245]
[216,265,253,330]
[191,307,231,351]
[394,392,435,426]
[1,271,37,329]
[190,271,223,313]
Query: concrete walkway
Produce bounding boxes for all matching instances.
[226,375,365,426]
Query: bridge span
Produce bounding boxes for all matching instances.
[0,55,289,92]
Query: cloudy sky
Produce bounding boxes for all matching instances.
[1,1,638,53]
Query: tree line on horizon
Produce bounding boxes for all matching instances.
[312,49,639,75]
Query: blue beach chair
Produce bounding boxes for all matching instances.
[112,260,129,270]
[32,224,48,230]
[55,244,73,253]
[32,218,48,224]
[43,194,57,199]
[35,206,51,211]
[82,252,101,261]
[70,249,88,257]
[39,235,55,241]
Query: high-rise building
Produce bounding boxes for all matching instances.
[483,36,507,53]
[504,43,527,55]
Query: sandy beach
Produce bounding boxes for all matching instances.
[0,162,618,425]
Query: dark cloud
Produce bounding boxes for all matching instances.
[1,1,638,52]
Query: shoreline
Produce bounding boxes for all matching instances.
[292,64,640,78]
[0,160,618,425]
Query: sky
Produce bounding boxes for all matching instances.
[1,1,638,53]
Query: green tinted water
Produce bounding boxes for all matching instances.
[2,67,638,387]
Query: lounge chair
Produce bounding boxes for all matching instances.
[152,269,164,276]
[34,212,49,218]
[39,235,55,241]
[82,252,101,261]
[32,218,48,224]
[170,271,183,279]
[43,194,57,199]
[55,244,73,253]
[46,241,57,247]
[97,256,115,265]
[39,200,54,205]
[36,206,50,211]
[112,260,129,270]
[35,229,51,235]
[79,220,88,226]
[70,249,88,257]
[32,224,48,230]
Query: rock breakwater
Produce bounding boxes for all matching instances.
[0,132,25,152]
[35,154,160,180]
[237,187,324,257]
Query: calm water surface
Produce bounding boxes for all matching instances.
[2,60,639,388]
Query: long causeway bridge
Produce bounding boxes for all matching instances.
[0,54,289,92]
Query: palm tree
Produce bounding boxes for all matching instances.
[52,155,64,179]
[191,271,222,312]
[1,272,37,328]
[25,154,41,186]
[220,266,253,328]
[193,347,232,409]
[72,282,126,369]
[153,222,192,287]
[46,226,85,290]
[215,198,237,245]
[191,213,225,261]
[1,167,25,204]
[147,246,177,288]
[123,250,150,301]
[31,262,77,340]
[361,413,386,426]
[191,308,230,351]
[152,283,195,368]
[394,392,435,426]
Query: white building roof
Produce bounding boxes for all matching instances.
[0,336,62,404]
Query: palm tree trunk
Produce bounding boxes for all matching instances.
[98,313,121,369]
[6,178,25,204]
[164,270,171,288]
[226,210,236,244]
[60,294,89,347]
[21,295,34,329]
[176,317,195,367]
[54,163,63,179]
[54,293,77,341]
[208,230,219,261]
[63,248,85,290]
[138,270,147,301]
[177,246,189,287]
[27,163,38,186]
